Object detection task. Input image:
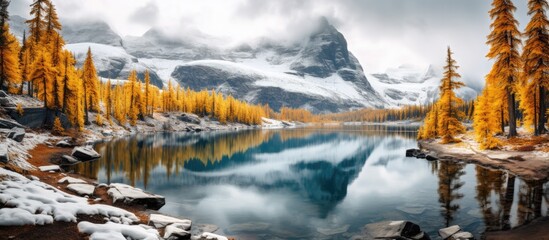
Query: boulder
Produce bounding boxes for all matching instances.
[108,183,165,210]
[61,155,80,164]
[451,232,474,240]
[56,140,73,148]
[164,223,192,240]
[416,153,426,159]
[58,176,87,184]
[7,127,25,142]
[361,221,430,240]
[439,225,461,239]
[178,113,201,124]
[426,155,437,161]
[0,90,6,97]
[0,97,15,107]
[0,143,8,163]
[0,118,25,129]
[148,214,191,229]
[38,165,60,172]
[195,232,228,240]
[67,183,95,196]
[102,129,113,136]
[71,146,101,161]
[405,149,421,157]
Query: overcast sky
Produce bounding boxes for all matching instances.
[9,0,533,90]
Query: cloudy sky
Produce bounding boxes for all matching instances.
[9,0,532,90]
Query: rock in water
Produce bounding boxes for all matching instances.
[426,155,437,161]
[451,232,474,240]
[71,146,101,161]
[148,214,192,229]
[108,183,165,210]
[164,223,192,239]
[7,127,25,142]
[0,143,8,163]
[361,221,430,240]
[439,225,461,239]
[61,155,80,165]
[406,149,421,157]
[195,232,228,240]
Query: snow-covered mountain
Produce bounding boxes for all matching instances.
[9,15,477,112]
[368,65,478,106]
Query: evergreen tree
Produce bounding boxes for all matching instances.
[486,0,522,137]
[438,47,466,143]
[0,23,21,93]
[521,0,549,135]
[81,47,99,124]
[29,49,55,109]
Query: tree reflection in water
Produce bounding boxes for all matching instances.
[437,161,466,227]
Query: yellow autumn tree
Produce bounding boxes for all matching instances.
[126,70,140,126]
[485,0,522,137]
[520,0,549,135]
[0,23,21,93]
[29,48,55,109]
[81,47,100,124]
[474,89,501,149]
[437,47,466,143]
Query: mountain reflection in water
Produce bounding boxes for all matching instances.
[71,126,548,239]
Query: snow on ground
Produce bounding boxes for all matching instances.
[0,168,138,226]
[2,131,52,170]
[77,221,160,240]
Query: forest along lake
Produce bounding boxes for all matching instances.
[71,125,548,239]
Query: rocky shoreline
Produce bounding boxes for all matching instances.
[417,136,549,181]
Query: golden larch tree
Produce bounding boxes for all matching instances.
[520,0,549,135]
[81,47,100,124]
[486,0,522,137]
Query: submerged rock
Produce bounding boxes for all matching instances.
[71,146,101,161]
[108,183,165,210]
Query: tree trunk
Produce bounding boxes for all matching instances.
[507,88,517,138]
[537,87,546,134]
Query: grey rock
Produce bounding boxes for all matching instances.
[0,97,15,107]
[71,146,101,161]
[0,118,25,129]
[360,221,430,240]
[61,155,80,164]
[108,183,165,210]
[38,165,60,172]
[451,232,474,240]
[0,143,8,163]
[179,113,201,124]
[56,140,73,148]
[164,223,192,240]
[0,90,6,97]
[7,127,25,142]
[439,225,461,239]
[148,214,191,229]
[102,129,113,136]
[67,183,95,196]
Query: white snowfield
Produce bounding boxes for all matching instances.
[78,221,160,240]
[0,168,139,226]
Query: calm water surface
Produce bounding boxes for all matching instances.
[73,126,549,239]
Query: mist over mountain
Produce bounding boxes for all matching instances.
[9,15,477,112]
